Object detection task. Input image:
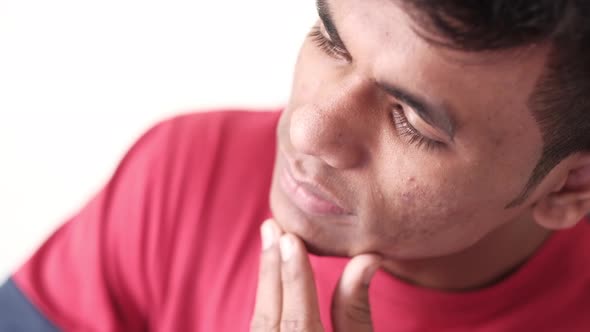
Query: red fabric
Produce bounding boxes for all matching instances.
[13,110,590,331]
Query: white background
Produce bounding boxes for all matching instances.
[0,0,317,280]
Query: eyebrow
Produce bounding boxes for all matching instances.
[317,0,455,139]
[316,0,348,51]
[378,82,455,138]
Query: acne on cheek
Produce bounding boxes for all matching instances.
[401,191,415,204]
[399,177,429,209]
[491,134,504,148]
[401,176,461,217]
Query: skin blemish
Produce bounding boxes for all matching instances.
[401,191,415,203]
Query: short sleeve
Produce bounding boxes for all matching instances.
[12,118,179,331]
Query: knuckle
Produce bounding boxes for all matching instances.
[343,301,373,326]
[280,318,323,332]
[250,314,280,332]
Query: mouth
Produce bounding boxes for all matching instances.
[279,155,354,218]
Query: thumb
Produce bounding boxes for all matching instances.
[331,254,381,332]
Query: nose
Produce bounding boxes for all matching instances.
[289,84,372,169]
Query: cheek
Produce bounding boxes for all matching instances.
[397,179,463,227]
[364,166,505,257]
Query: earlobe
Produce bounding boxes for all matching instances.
[533,196,587,230]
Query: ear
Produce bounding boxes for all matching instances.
[533,155,590,230]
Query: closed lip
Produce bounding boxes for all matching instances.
[280,153,354,216]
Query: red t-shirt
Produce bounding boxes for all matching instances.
[12,110,590,331]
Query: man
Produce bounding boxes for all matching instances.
[1,0,589,331]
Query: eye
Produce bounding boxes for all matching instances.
[307,24,351,61]
[391,106,444,151]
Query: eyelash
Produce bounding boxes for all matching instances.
[309,24,441,151]
[308,25,350,60]
[392,107,442,151]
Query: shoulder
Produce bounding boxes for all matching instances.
[127,108,279,231]
[119,108,281,182]
[140,110,278,312]
[157,109,281,146]
[9,109,280,330]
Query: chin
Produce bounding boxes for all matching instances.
[269,182,357,258]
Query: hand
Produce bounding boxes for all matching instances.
[250,219,382,332]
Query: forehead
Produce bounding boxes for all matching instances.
[331,0,547,65]
[331,0,548,125]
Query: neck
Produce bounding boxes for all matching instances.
[381,215,552,291]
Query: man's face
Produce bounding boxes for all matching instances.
[270,0,553,259]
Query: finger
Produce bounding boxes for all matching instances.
[251,219,283,331]
[279,234,324,331]
[331,254,381,332]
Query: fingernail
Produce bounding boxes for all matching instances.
[260,221,274,251]
[362,264,380,286]
[279,235,294,261]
